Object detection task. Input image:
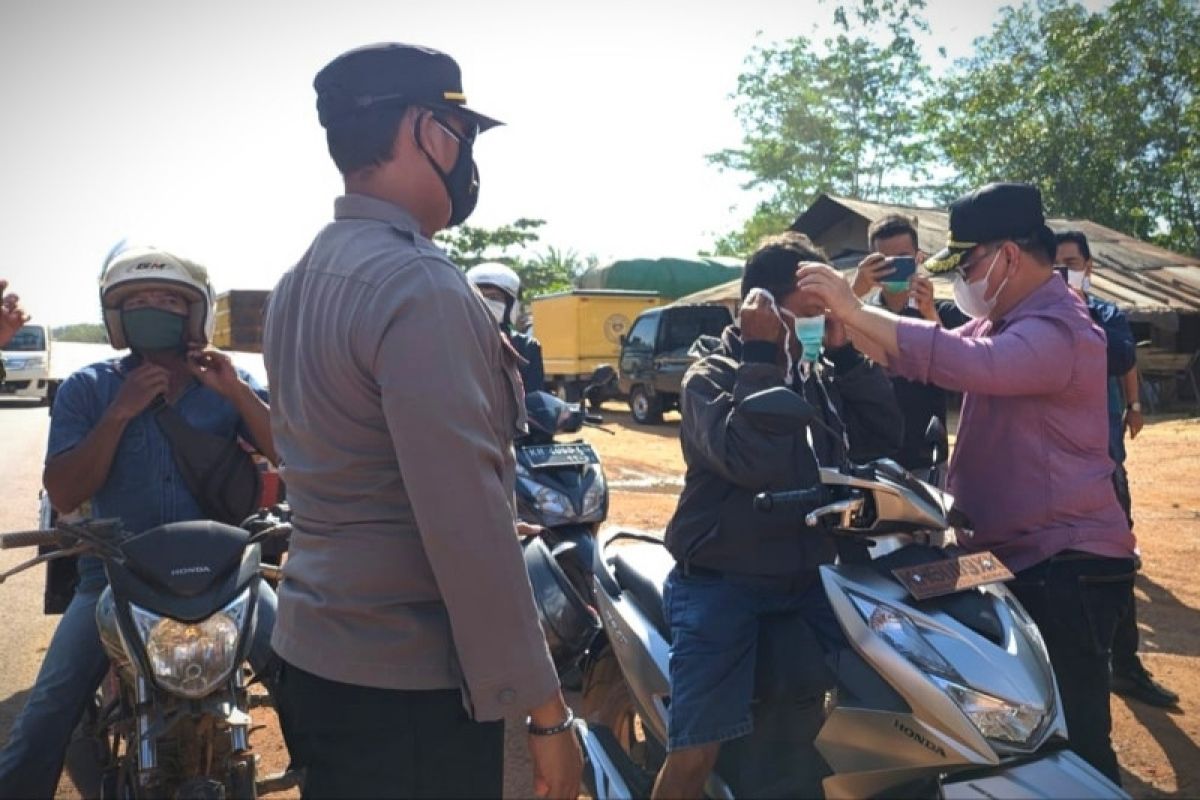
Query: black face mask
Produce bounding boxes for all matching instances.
[414,113,479,227]
[121,307,187,352]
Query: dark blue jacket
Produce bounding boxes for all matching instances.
[1086,296,1137,377]
[507,328,544,394]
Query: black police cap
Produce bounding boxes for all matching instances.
[925,183,1057,274]
[314,43,502,131]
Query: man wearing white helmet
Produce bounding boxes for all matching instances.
[467,262,545,393]
[0,247,280,798]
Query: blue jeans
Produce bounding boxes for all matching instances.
[0,585,277,799]
[663,567,844,751]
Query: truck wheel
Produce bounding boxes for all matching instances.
[629,386,663,425]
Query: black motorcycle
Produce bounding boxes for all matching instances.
[1,513,294,798]
[520,366,616,679]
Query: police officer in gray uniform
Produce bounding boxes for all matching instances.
[263,44,582,798]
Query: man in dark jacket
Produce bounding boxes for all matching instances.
[852,215,970,482]
[652,233,901,799]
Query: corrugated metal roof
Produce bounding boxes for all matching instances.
[792,195,1200,318]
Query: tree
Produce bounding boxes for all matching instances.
[927,0,1200,255]
[709,0,935,255]
[434,218,597,297]
[52,323,107,343]
[435,217,546,268]
[522,247,597,298]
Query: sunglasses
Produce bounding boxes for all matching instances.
[429,112,478,147]
[952,246,996,281]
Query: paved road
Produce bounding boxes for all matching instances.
[0,402,59,771]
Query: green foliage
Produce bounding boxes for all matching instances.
[927,0,1200,254]
[435,218,547,267]
[523,246,598,298]
[710,0,936,253]
[714,0,1199,257]
[52,323,107,343]
[708,204,795,259]
[435,219,598,298]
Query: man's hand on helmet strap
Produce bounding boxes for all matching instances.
[109,363,171,422]
[186,345,245,400]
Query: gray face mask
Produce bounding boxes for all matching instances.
[484,298,507,324]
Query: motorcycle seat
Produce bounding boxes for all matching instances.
[611,543,675,640]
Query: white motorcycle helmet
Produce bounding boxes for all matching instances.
[100,246,216,350]
[466,262,521,326]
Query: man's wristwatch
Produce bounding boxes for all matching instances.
[1127,402,1142,413]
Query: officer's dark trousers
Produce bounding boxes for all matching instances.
[1008,553,1136,787]
[274,658,504,799]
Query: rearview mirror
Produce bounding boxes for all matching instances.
[590,365,617,388]
[740,387,815,434]
[924,417,949,464]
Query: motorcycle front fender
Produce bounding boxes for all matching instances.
[940,750,1129,799]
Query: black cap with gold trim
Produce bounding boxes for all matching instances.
[314,43,502,132]
[925,183,1056,275]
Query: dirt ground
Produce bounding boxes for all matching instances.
[19,402,1200,798]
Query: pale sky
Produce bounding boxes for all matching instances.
[1,0,1107,327]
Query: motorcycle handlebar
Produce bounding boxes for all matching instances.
[0,530,61,550]
[752,486,827,514]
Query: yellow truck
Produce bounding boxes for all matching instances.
[212,290,270,353]
[531,289,665,400]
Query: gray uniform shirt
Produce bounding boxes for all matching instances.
[262,193,558,720]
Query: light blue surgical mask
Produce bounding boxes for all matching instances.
[791,314,825,364]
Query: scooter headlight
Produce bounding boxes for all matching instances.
[518,476,576,526]
[130,590,250,699]
[849,593,960,681]
[931,677,1048,746]
[580,472,607,522]
[850,593,1049,747]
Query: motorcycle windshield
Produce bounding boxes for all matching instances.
[525,391,575,437]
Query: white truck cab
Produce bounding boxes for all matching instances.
[1,323,54,403]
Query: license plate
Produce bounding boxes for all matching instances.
[520,443,598,469]
[892,551,1014,601]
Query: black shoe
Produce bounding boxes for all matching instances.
[1111,664,1180,708]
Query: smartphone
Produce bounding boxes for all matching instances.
[881,255,917,294]
[888,256,917,283]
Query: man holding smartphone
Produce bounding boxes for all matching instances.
[851,215,968,482]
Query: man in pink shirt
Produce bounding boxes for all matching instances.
[798,183,1136,786]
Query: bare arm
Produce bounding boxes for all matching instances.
[187,348,278,465]
[1122,366,1144,439]
[227,382,278,464]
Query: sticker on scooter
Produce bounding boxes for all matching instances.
[892,551,1014,601]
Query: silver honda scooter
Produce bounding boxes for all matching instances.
[575,387,1127,799]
